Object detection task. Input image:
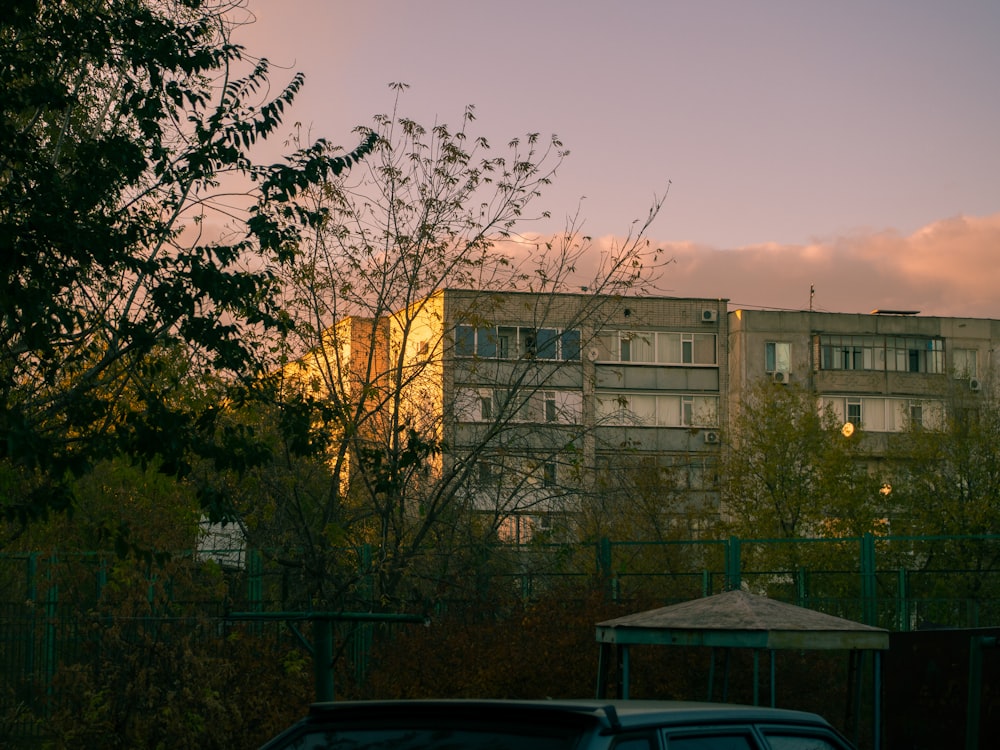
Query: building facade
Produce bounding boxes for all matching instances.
[727,308,999,436]
[282,295,1000,543]
[392,289,730,540]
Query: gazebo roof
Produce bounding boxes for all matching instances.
[595,589,889,651]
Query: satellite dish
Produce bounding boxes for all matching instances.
[841,422,855,438]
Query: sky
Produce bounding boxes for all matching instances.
[236,1,1000,317]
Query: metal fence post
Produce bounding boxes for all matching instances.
[314,618,334,702]
[25,554,37,678]
[897,568,910,632]
[861,533,877,626]
[247,549,262,635]
[44,555,58,698]
[726,536,742,591]
[597,538,614,600]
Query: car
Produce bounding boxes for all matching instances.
[258,698,857,749]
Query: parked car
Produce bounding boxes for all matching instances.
[258,698,856,749]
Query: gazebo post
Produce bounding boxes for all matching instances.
[707,647,716,701]
[847,650,864,746]
[722,647,731,702]
[874,650,882,750]
[595,642,610,698]
[752,649,760,705]
[620,645,631,699]
[769,649,776,707]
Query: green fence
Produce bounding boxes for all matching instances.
[2,533,1000,741]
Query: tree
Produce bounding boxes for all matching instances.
[720,381,889,581]
[577,453,722,601]
[0,0,374,525]
[215,87,671,613]
[887,377,1000,615]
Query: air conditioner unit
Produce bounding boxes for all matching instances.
[970,378,982,392]
[701,309,718,323]
[772,370,790,384]
[704,430,720,444]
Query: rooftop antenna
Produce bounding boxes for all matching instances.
[809,284,815,311]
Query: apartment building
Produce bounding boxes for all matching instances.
[727,308,999,440]
[390,289,729,540]
[273,293,1000,545]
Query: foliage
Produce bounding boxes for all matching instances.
[886,378,1000,606]
[14,457,201,557]
[358,586,850,731]
[214,86,671,616]
[360,588,629,700]
[40,563,310,749]
[720,381,889,573]
[0,535,998,744]
[890,381,1000,537]
[0,0,374,526]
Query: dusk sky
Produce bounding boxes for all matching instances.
[237,1,1000,318]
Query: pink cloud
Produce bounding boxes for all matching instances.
[614,212,1000,318]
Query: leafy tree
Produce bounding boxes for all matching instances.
[215,87,671,613]
[888,377,1000,614]
[720,381,889,581]
[575,453,721,600]
[0,0,374,526]
[890,379,1000,537]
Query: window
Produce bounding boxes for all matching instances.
[764,732,845,749]
[522,329,537,356]
[479,390,493,421]
[662,332,717,364]
[625,394,654,424]
[687,456,719,491]
[846,398,862,427]
[954,348,978,378]
[682,333,694,363]
[596,393,719,428]
[609,331,718,365]
[620,332,652,361]
[611,737,655,750]
[457,388,582,424]
[681,395,694,427]
[666,734,754,749]
[542,461,557,487]
[656,332,682,363]
[497,326,516,358]
[560,330,581,361]
[535,328,558,359]
[543,391,557,422]
[821,396,945,433]
[476,460,497,486]
[454,325,581,360]
[818,334,944,373]
[765,342,791,372]
[455,326,475,357]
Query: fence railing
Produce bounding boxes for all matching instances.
[2,532,1000,736]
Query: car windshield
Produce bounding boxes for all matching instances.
[275,725,582,750]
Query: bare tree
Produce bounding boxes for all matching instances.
[223,87,671,611]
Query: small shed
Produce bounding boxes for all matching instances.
[595,590,889,748]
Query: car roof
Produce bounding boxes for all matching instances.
[303,698,835,733]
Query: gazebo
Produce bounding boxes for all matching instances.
[595,590,889,748]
